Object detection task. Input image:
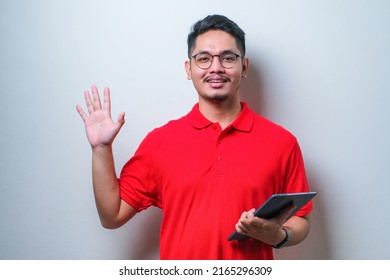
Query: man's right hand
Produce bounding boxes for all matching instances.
[76,85,125,148]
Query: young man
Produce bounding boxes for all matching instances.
[76,14,313,259]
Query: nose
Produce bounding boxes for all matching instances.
[209,56,225,72]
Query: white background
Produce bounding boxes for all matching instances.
[0,0,389,259]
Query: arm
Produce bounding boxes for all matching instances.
[235,205,310,247]
[282,215,310,246]
[76,85,137,229]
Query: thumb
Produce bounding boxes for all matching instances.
[117,112,126,125]
[280,203,296,221]
[248,208,256,218]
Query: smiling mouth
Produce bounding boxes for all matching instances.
[205,76,229,83]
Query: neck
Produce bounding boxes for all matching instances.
[199,98,242,130]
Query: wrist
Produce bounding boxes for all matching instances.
[273,227,290,249]
[92,144,113,152]
[92,144,115,163]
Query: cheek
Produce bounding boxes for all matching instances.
[228,70,244,83]
[189,69,206,83]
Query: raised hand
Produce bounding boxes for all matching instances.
[76,85,125,148]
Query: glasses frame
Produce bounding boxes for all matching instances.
[191,51,243,69]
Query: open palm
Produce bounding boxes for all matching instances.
[76,85,125,148]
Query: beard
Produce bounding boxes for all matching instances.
[199,90,231,103]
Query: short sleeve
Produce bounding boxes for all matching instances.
[119,135,161,211]
[282,139,313,216]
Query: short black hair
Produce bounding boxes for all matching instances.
[187,14,246,58]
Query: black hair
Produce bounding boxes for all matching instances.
[187,14,246,58]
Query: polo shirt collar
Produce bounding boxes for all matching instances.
[187,102,254,132]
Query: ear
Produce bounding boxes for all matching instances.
[242,57,250,78]
[185,60,192,80]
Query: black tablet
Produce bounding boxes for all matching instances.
[227,191,317,241]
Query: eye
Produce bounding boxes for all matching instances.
[221,54,237,62]
[196,54,211,63]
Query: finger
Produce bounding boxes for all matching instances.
[84,90,94,114]
[91,85,102,110]
[283,203,296,216]
[248,208,256,218]
[236,223,248,235]
[240,211,248,220]
[103,87,111,116]
[76,104,88,122]
[278,204,296,223]
[117,112,126,125]
[239,208,255,222]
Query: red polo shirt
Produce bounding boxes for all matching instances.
[119,102,312,259]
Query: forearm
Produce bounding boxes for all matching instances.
[92,145,122,228]
[282,215,310,247]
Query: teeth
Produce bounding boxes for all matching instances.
[209,80,225,82]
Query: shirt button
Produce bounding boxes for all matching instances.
[212,125,217,130]
[217,155,222,161]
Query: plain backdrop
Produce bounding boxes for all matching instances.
[1,0,389,259]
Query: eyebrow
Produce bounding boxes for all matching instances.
[193,49,238,56]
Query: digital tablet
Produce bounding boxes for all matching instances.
[227,192,317,241]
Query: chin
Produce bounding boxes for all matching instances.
[206,95,229,103]
[201,92,230,102]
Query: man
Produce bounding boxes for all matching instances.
[76,14,313,259]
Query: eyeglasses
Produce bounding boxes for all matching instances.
[191,51,242,69]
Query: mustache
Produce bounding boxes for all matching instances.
[205,74,230,82]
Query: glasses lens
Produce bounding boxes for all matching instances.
[195,53,212,69]
[220,53,238,69]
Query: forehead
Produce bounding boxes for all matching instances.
[192,30,239,54]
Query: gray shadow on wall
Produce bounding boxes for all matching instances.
[239,58,266,116]
[240,59,331,259]
[299,164,332,259]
